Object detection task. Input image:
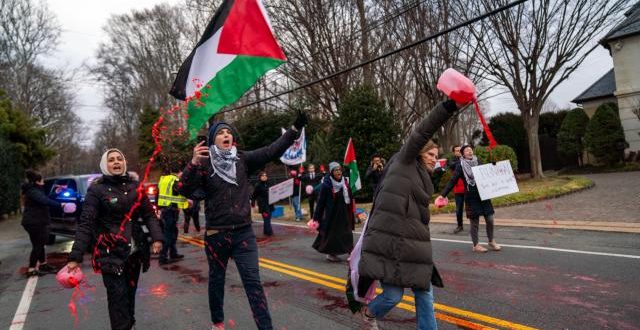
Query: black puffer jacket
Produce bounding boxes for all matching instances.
[181,128,299,230]
[68,174,163,272]
[21,183,60,227]
[359,101,456,290]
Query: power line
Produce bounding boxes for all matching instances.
[221,0,528,114]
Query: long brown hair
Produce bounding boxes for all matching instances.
[419,140,439,155]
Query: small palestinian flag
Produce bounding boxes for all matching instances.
[343,138,362,192]
[170,0,287,139]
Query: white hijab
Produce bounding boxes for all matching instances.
[100,148,127,176]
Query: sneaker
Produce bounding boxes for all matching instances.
[26,268,40,277]
[488,241,502,251]
[472,244,488,253]
[38,263,57,273]
[212,322,225,330]
[453,226,463,234]
[170,254,185,260]
[361,307,379,330]
[294,218,302,222]
[326,254,341,262]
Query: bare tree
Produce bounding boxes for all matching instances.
[465,0,629,178]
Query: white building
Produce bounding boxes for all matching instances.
[573,2,640,158]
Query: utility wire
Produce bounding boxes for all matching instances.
[220,0,528,114]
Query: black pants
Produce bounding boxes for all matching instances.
[101,253,142,330]
[204,226,272,329]
[161,207,179,261]
[454,193,465,227]
[183,201,201,232]
[23,225,48,268]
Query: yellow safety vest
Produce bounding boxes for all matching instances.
[157,175,189,209]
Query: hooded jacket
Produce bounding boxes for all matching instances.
[358,101,456,290]
[21,183,60,227]
[180,122,300,230]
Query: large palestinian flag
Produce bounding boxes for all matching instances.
[170,0,287,139]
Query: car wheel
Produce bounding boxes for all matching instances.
[46,234,56,245]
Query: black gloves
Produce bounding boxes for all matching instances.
[443,99,458,113]
[293,110,308,130]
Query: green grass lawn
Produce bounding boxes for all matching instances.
[264,175,594,221]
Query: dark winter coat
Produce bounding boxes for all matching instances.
[68,174,163,273]
[181,128,299,230]
[21,183,60,227]
[251,181,273,214]
[365,164,384,193]
[301,172,322,197]
[312,174,355,233]
[441,162,494,219]
[359,101,457,290]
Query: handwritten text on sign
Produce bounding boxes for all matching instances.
[471,160,519,200]
[268,178,294,204]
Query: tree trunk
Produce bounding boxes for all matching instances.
[523,115,544,178]
[355,0,373,85]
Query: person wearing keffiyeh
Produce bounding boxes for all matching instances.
[439,145,501,253]
[180,112,308,330]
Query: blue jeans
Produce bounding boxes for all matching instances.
[455,193,465,227]
[204,225,272,329]
[291,196,302,219]
[262,211,273,236]
[368,282,437,330]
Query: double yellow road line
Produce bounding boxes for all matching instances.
[178,235,537,330]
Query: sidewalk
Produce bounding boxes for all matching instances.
[430,214,640,234]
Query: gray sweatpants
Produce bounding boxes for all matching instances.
[469,213,494,246]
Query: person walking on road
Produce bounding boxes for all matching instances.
[358,93,471,329]
[289,169,303,221]
[252,171,275,236]
[181,112,307,330]
[21,169,66,276]
[66,148,163,330]
[448,145,465,234]
[438,145,501,253]
[157,168,189,265]
[310,162,355,262]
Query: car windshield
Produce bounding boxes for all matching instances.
[44,174,101,198]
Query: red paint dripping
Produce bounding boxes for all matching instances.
[473,99,497,149]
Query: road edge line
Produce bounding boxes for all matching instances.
[9,275,38,330]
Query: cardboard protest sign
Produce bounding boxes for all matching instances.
[471,160,519,200]
[268,178,294,204]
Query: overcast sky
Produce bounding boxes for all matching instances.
[42,0,615,145]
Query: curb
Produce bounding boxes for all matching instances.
[429,216,640,234]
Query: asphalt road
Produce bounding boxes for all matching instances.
[1,217,639,330]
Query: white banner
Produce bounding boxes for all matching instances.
[268,178,294,204]
[471,160,519,201]
[280,127,306,165]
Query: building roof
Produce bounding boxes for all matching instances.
[572,69,616,104]
[601,2,640,48]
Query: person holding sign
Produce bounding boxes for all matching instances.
[438,145,501,253]
[252,171,274,236]
[310,162,355,262]
[181,111,307,330]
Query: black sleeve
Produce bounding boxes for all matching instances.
[26,188,60,209]
[398,101,456,164]
[68,185,100,263]
[365,165,374,180]
[139,193,163,242]
[180,162,207,197]
[312,185,328,222]
[244,128,299,174]
[441,163,464,197]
